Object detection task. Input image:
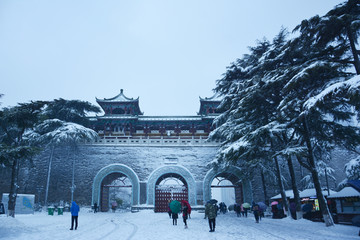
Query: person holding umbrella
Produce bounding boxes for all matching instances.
[167,200,172,219]
[205,199,218,232]
[252,202,260,223]
[257,202,267,221]
[172,211,178,225]
[181,200,192,219]
[271,201,279,219]
[242,202,250,217]
[182,202,189,229]
[169,200,181,225]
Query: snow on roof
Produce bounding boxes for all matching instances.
[199,92,222,102]
[138,116,203,121]
[327,187,360,199]
[97,115,209,121]
[96,89,139,103]
[270,190,295,200]
[271,189,338,200]
[299,188,337,198]
[97,115,139,120]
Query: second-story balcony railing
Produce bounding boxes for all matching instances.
[86,134,220,146]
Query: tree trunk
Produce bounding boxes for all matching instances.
[302,117,334,226]
[273,156,289,215]
[286,156,302,220]
[8,158,19,217]
[311,167,334,226]
[347,25,360,75]
[260,169,269,205]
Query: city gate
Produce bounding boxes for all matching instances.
[154,173,188,212]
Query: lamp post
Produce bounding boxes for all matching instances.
[70,151,76,203]
[44,145,55,207]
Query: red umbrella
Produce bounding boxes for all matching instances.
[181,200,191,214]
[270,201,278,206]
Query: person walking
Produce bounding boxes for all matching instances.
[182,204,189,229]
[168,200,172,219]
[93,202,98,213]
[172,211,178,225]
[252,203,260,223]
[205,201,217,232]
[235,203,241,217]
[70,201,80,230]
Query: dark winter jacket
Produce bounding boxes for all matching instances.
[70,201,80,216]
[205,203,217,219]
[182,206,188,219]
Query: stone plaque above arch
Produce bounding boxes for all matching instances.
[92,164,140,206]
[147,165,197,206]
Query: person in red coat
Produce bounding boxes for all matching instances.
[182,204,189,229]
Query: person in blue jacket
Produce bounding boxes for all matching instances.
[70,201,80,230]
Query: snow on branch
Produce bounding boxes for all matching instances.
[304,75,360,110]
[345,155,360,180]
[221,137,249,156]
[25,119,98,146]
[284,61,328,91]
[274,146,307,158]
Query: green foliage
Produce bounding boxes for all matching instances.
[44,98,101,125]
[115,198,123,206]
[212,0,360,188]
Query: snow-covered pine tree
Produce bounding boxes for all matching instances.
[210,34,295,213]
[44,98,101,126]
[0,101,47,217]
[276,18,360,225]
[304,0,360,74]
[25,99,100,206]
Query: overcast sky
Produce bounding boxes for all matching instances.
[0,0,344,116]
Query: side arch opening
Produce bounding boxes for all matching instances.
[92,164,140,211]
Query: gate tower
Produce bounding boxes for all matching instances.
[87,90,253,212]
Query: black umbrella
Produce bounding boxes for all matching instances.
[257,202,267,211]
[208,199,218,204]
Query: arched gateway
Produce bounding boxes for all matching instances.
[92,164,140,211]
[203,167,253,205]
[147,165,197,210]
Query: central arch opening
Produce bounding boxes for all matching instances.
[211,172,243,207]
[100,172,132,212]
[155,173,188,212]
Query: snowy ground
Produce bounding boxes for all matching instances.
[0,209,359,240]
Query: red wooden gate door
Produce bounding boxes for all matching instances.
[100,186,109,212]
[155,186,188,212]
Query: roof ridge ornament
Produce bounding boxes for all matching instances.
[96,89,139,102]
